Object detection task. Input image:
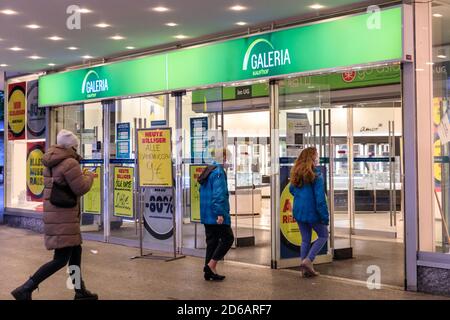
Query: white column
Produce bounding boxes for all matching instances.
[415,2,435,251]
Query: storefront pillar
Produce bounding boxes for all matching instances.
[269,79,280,269]
[102,100,114,243]
[172,91,186,253]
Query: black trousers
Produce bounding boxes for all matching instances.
[31,245,82,285]
[204,224,234,265]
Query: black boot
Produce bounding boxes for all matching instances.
[74,280,98,300]
[203,265,225,281]
[11,278,38,300]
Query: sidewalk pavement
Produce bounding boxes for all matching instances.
[0,225,447,300]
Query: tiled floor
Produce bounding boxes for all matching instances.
[0,225,445,300]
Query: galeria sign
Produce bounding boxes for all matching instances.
[81,70,109,98]
[39,7,403,106]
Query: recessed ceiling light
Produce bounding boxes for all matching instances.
[9,47,23,51]
[110,35,125,40]
[0,64,8,67]
[82,55,93,59]
[230,5,247,11]
[174,34,188,39]
[126,46,135,50]
[26,24,41,29]
[309,4,325,9]
[77,8,92,13]
[438,55,447,59]
[236,21,248,26]
[433,13,443,18]
[67,46,79,50]
[48,36,63,41]
[426,62,435,65]
[95,23,111,28]
[298,99,303,102]
[28,55,43,60]
[153,6,169,12]
[166,22,178,27]
[48,63,56,66]
[1,9,18,15]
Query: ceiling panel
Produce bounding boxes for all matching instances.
[0,0,371,78]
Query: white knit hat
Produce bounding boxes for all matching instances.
[57,129,80,150]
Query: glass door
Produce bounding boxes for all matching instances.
[351,102,403,239]
[108,95,169,246]
[276,76,347,267]
[51,102,104,239]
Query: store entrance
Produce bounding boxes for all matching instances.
[224,110,272,266]
[278,67,405,287]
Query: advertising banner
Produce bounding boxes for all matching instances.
[190,117,208,163]
[143,187,174,240]
[82,166,101,214]
[27,80,46,139]
[137,128,173,187]
[279,164,327,259]
[26,142,45,201]
[286,113,310,157]
[113,167,134,218]
[190,165,207,223]
[8,82,26,140]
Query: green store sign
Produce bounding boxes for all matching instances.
[39,7,403,107]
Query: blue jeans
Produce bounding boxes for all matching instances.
[298,222,328,262]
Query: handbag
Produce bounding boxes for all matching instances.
[49,167,77,208]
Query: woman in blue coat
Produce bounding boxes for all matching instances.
[198,149,234,281]
[289,147,329,277]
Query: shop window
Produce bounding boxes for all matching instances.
[430,2,450,253]
[6,78,46,212]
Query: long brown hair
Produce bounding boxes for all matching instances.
[290,147,318,187]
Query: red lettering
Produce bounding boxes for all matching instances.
[282,199,292,213]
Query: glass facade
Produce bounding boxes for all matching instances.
[5,76,46,213]
[430,2,450,253]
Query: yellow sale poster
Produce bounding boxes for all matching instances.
[113,167,134,218]
[190,165,207,223]
[82,167,101,214]
[137,128,173,187]
[8,82,26,140]
[26,142,45,201]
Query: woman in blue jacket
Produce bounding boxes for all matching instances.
[198,149,234,281]
[289,147,329,277]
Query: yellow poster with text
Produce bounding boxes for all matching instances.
[190,165,207,222]
[26,142,45,201]
[114,167,134,218]
[8,82,26,140]
[137,128,173,187]
[82,167,101,214]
